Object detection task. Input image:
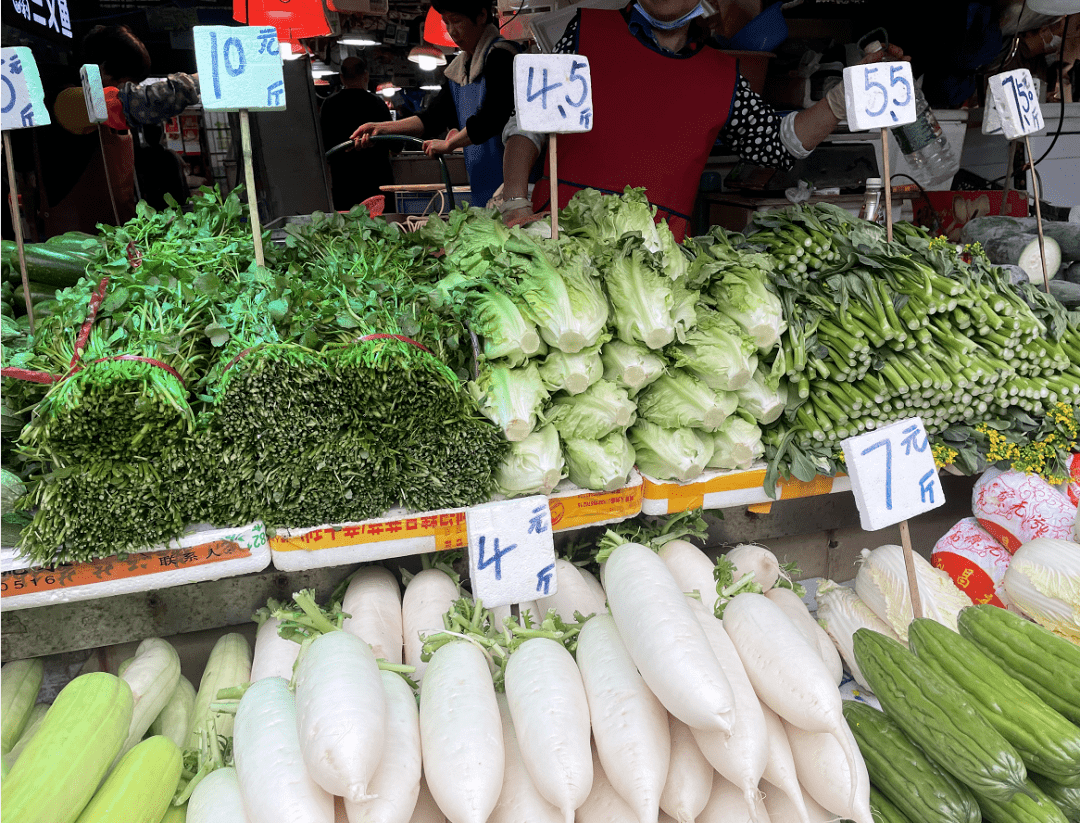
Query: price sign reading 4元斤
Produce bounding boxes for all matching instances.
[842,60,917,132]
[1,47,50,131]
[513,54,593,134]
[988,69,1044,140]
[841,416,945,531]
[193,26,286,112]
[466,495,558,609]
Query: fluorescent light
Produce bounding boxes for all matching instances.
[339,36,380,46]
[421,84,442,91]
[377,82,401,97]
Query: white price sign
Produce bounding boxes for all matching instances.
[841,417,945,531]
[1,48,50,131]
[466,496,558,609]
[988,69,1044,140]
[80,64,108,124]
[843,61,917,132]
[193,26,286,112]
[513,54,593,134]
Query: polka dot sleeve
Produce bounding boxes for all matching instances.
[718,76,797,171]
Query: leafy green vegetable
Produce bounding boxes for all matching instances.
[469,362,549,442]
[494,423,566,497]
[549,379,636,440]
[634,369,737,432]
[706,414,764,470]
[670,309,759,392]
[628,419,713,482]
[563,432,636,492]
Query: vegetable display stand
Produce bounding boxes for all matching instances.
[639,465,852,515]
[0,521,270,611]
[269,472,643,571]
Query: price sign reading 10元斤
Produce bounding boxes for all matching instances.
[841,416,945,531]
[1,47,50,131]
[513,54,593,134]
[193,26,286,112]
[988,69,1044,140]
[842,60,916,132]
[466,495,557,609]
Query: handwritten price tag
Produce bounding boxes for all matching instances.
[80,64,108,124]
[841,417,945,531]
[843,61,916,132]
[988,69,1043,140]
[1,48,50,131]
[513,54,593,134]
[193,26,286,112]
[466,495,558,609]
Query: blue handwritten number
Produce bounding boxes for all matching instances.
[565,60,588,107]
[0,62,14,114]
[861,438,893,510]
[224,37,246,78]
[527,67,562,110]
[889,64,911,114]
[476,536,516,581]
[863,66,887,118]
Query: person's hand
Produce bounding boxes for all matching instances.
[858,42,909,65]
[351,121,392,148]
[423,129,459,157]
[503,204,536,227]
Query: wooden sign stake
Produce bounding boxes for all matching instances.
[898,519,923,620]
[239,110,266,268]
[880,129,893,242]
[549,133,559,240]
[97,125,121,226]
[3,131,34,333]
[1024,134,1050,294]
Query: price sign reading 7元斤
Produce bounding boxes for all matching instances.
[842,60,917,132]
[841,416,945,531]
[193,26,286,112]
[513,54,593,134]
[466,495,558,609]
[988,69,1044,141]
[1,47,50,131]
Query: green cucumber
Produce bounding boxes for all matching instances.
[1031,774,1080,823]
[976,779,1071,823]
[853,628,1031,803]
[21,246,91,288]
[908,618,1080,785]
[871,785,916,823]
[844,700,980,823]
[957,605,1080,726]
[1048,279,1080,309]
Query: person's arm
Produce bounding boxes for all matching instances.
[352,115,425,146]
[424,48,517,157]
[119,73,200,126]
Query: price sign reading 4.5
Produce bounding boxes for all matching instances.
[513,54,593,134]
[1,48,50,131]
[193,26,286,112]
[988,69,1044,140]
[841,417,945,531]
[466,495,557,609]
[842,60,916,132]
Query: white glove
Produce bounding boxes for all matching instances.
[825,80,846,120]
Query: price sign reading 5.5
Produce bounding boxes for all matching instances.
[193,26,286,112]
[988,69,1044,140]
[842,61,916,132]
[513,54,593,134]
[466,495,557,608]
[1,47,50,131]
[841,416,945,531]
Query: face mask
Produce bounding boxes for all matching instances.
[632,1,706,31]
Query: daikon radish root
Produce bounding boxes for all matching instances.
[342,565,404,664]
[402,569,460,682]
[606,542,735,733]
[659,538,721,613]
[725,544,780,591]
[698,775,772,823]
[409,778,448,823]
[535,558,606,621]
[576,747,641,823]
[660,715,714,823]
[761,780,834,823]
[488,694,563,823]
[578,567,607,607]
[251,616,301,682]
[577,614,670,823]
[759,703,810,823]
[187,766,250,823]
[781,717,873,823]
[764,587,844,685]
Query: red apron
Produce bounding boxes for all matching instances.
[531,8,737,240]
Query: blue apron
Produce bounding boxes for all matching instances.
[449,38,506,208]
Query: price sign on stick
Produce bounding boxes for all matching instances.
[193,26,286,268]
[466,495,558,609]
[2,47,50,334]
[843,60,916,242]
[513,54,593,239]
[842,416,945,620]
[80,64,107,123]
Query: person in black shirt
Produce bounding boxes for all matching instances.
[134,123,191,210]
[320,57,395,210]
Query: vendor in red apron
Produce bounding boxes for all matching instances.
[351,0,519,208]
[497,0,907,240]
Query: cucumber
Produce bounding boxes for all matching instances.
[976,779,1071,823]
[1066,261,1080,284]
[853,628,1031,803]
[844,700,980,823]
[1032,774,1080,822]
[1048,279,1080,309]
[871,785,916,823]
[908,618,1080,786]
[21,245,91,288]
[957,605,1080,726]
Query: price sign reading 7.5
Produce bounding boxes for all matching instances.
[193,26,286,112]
[513,54,593,134]
[988,69,1044,140]
[843,61,916,132]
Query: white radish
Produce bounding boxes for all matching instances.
[698,775,772,823]
[688,600,768,821]
[233,677,334,823]
[187,766,250,823]
[725,544,780,591]
[576,747,640,823]
[490,600,538,631]
[409,779,447,823]
[402,569,460,682]
[488,693,563,823]
[577,614,670,823]
[294,631,386,803]
[420,641,504,823]
[605,542,735,733]
[344,671,422,823]
[781,718,872,823]
[534,559,605,621]
[761,781,834,823]
[722,593,859,812]
[659,538,720,613]
[764,587,844,686]
[659,716,714,823]
[342,565,405,664]
[505,637,592,822]
[578,567,607,607]
[251,616,301,682]
[759,703,810,823]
